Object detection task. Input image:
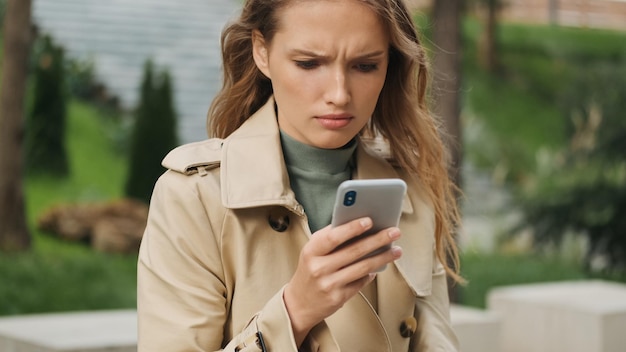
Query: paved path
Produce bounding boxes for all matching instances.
[33,0,242,144]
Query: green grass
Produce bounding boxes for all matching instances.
[0,244,137,315]
[26,102,128,220]
[498,23,626,63]
[461,19,626,182]
[459,252,585,308]
[459,252,626,308]
[0,99,136,316]
[463,68,565,179]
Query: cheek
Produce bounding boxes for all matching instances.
[358,74,386,103]
[271,67,317,98]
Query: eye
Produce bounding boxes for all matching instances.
[355,63,378,73]
[295,60,320,70]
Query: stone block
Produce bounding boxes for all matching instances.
[488,280,626,352]
[0,310,136,352]
[451,304,501,352]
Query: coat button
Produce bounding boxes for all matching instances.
[268,210,290,232]
[400,316,418,338]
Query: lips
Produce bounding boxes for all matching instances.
[315,113,353,129]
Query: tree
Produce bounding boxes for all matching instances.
[479,0,500,71]
[432,0,463,188]
[469,0,503,72]
[0,0,32,251]
[125,60,178,204]
[431,0,463,301]
[25,34,69,176]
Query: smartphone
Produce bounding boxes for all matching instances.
[331,178,407,271]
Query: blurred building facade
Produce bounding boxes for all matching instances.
[32,0,240,144]
[407,0,626,30]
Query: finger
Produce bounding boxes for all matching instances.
[342,272,378,297]
[330,227,401,270]
[310,217,373,255]
[336,245,403,281]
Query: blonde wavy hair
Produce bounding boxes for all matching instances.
[208,0,462,283]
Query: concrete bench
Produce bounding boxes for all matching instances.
[0,305,499,352]
[488,280,626,352]
[450,304,501,352]
[0,310,136,352]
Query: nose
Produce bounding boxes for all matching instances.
[325,68,351,107]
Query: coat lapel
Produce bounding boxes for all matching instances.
[325,293,393,352]
[354,143,435,297]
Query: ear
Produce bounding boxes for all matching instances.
[252,30,271,79]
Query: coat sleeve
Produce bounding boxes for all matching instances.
[137,170,338,352]
[412,259,460,352]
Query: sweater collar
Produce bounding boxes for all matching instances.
[279,129,356,175]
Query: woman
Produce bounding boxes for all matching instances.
[137,0,462,351]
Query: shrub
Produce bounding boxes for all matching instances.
[124,60,178,204]
[25,34,69,177]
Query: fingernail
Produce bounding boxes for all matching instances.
[360,218,372,228]
[388,228,401,240]
[391,246,403,258]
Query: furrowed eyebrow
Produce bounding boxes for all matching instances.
[353,50,387,60]
[289,49,330,59]
[288,49,387,60]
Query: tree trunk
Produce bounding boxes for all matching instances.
[0,0,33,251]
[431,0,463,302]
[478,0,498,72]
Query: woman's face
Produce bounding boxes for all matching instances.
[253,0,389,149]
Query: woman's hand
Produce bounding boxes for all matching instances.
[283,217,402,346]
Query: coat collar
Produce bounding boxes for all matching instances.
[219,97,300,212]
[220,96,413,215]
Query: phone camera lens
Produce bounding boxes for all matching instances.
[343,190,356,206]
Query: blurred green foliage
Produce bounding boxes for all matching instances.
[25,35,69,177]
[461,18,626,272]
[462,20,626,184]
[65,56,97,100]
[1,100,134,316]
[124,60,178,204]
[517,64,626,272]
[456,19,626,269]
[0,238,136,315]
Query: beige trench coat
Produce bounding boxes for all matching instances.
[137,97,459,351]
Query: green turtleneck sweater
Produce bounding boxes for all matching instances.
[280,130,356,233]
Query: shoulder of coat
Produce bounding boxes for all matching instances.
[360,136,401,168]
[161,138,223,176]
